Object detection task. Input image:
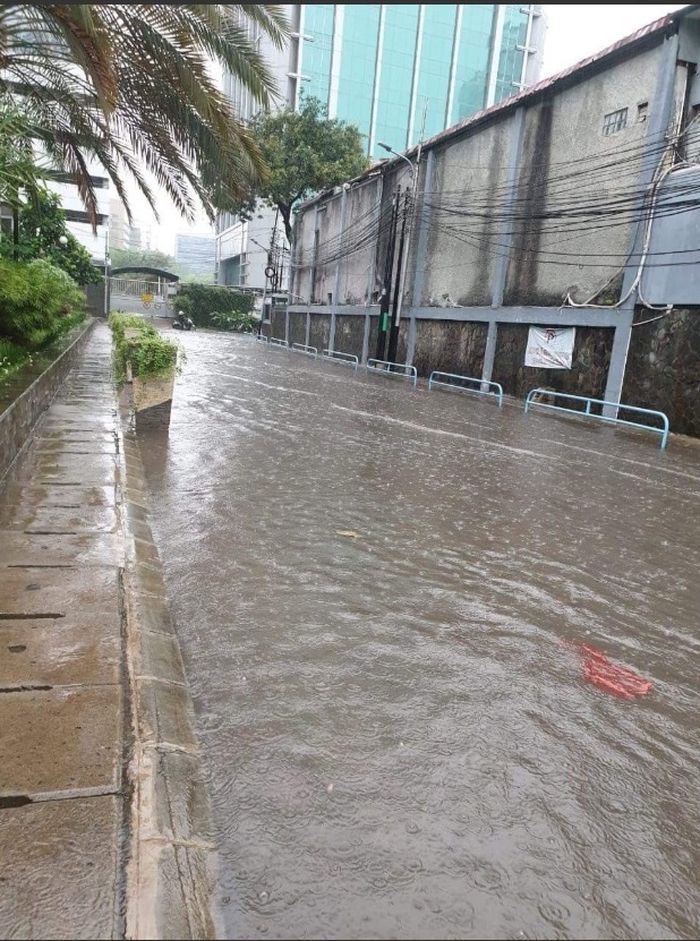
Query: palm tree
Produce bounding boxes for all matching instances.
[0,4,289,226]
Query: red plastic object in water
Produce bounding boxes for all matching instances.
[572,643,653,700]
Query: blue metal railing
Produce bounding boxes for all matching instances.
[291,342,318,358]
[524,388,670,449]
[428,371,503,407]
[322,349,359,369]
[366,358,418,387]
[269,337,289,349]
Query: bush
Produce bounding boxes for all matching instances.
[109,312,180,382]
[0,257,86,349]
[210,309,257,333]
[177,282,254,328]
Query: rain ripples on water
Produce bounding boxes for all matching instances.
[139,331,700,940]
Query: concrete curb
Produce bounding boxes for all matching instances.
[116,422,221,939]
[0,318,96,481]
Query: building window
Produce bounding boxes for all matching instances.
[602,107,628,136]
[637,102,648,123]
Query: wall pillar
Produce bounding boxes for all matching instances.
[481,321,498,385]
[362,312,371,364]
[490,107,525,309]
[329,187,348,354]
[603,31,680,415]
[406,149,435,366]
[305,310,311,347]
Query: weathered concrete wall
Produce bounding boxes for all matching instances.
[333,315,365,359]
[622,307,700,436]
[411,320,488,378]
[339,177,384,305]
[288,312,306,346]
[0,320,95,481]
[308,313,330,353]
[492,324,613,399]
[507,44,664,306]
[270,308,286,340]
[424,116,516,307]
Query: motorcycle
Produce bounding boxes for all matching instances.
[172,310,195,331]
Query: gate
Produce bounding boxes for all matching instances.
[108,276,175,317]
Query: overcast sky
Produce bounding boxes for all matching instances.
[135,3,685,255]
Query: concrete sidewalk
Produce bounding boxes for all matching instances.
[0,324,217,939]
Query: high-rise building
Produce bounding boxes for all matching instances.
[109,198,144,253]
[217,4,546,288]
[48,161,110,263]
[175,234,216,281]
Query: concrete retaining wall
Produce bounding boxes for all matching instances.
[0,319,95,481]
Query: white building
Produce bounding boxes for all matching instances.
[48,161,110,264]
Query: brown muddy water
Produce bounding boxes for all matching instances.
[138,330,700,940]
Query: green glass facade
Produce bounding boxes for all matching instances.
[298,3,535,158]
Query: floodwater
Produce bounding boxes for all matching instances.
[139,330,700,940]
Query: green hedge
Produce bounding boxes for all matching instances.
[0,258,86,381]
[109,312,179,382]
[176,282,255,328]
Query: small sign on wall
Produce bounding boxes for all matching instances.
[525,326,576,369]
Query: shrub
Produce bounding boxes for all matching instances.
[177,282,255,327]
[109,312,180,383]
[210,309,257,333]
[0,257,85,349]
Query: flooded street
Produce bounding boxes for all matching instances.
[139,329,700,940]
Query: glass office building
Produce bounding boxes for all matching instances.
[294,4,545,156]
[217,4,545,286]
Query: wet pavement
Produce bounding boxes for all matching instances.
[0,326,126,939]
[139,330,700,940]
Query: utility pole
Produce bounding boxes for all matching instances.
[387,190,410,363]
[375,190,400,361]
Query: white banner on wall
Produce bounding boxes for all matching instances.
[525,326,576,369]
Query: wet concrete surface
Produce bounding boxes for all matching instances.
[139,331,700,940]
[0,327,126,938]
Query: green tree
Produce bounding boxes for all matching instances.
[0,4,289,226]
[235,97,369,242]
[110,247,178,272]
[1,191,99,285]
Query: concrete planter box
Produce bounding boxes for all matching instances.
[132,370,175,429]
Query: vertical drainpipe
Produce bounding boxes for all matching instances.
[602,31,680,417]
[329,187,348,354]
[406,148,434,367]
[368,7,387,157]
[328,5,345,118]
[485,5,506,108]
[483,106,525,386]
[445,5,463,127]
[406,5,425,148]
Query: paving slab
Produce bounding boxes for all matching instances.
[0,685,121,797]
[0,796,121,940]
[0,483,116,507]
[0,618,121,687]
[0,503,118,532]
[0,531,122,567]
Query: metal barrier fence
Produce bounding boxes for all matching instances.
[254,334,269,344]
[322,349,359,369]
[366,359,418,387]
[428,371,504,407]
[291,342,318,357]
[269,337,289,349]
[524,388,670,449]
